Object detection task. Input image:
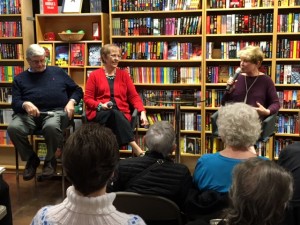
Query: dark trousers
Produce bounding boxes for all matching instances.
[93,109,134,147]
[0,175,12,225]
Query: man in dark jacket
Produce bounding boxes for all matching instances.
[107,121,193,211]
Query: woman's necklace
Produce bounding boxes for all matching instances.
[104,68,116,80]
[244,75,259,103]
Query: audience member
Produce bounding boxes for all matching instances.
[107,121,193,211]
[222,45,280,119]
[0,174,12,225]
[223,157,293,225]
[187,158,293,225]
[84,44,148,156]
[31,123,146,225]
[193,102,263,194]
[7,44,83,181]
[278,120,300,225]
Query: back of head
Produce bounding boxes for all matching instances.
[26,44,45,59]
[144,121,175,157]
[227,158,293,225]
[217,102,261,148]
[62,123,119,196]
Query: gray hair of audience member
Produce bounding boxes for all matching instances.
[26,44,45,59]
[217,102,261,148]
[226,157,293,225]
[144,121,176,157]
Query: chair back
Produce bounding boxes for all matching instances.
[113,192,183,225]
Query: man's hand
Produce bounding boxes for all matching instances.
[65,100,75,120]
[23,101,39,117]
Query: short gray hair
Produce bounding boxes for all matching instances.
[217,102,261,148]
[144,121,175,157]
[26,44,45,59]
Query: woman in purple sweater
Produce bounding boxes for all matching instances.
[222,45,280,118]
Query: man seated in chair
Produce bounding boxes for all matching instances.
[7,44,83,181]
[107,121,193,211]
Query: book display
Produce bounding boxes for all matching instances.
[35,13,109,91]
[0,0,34,157]
[110,0,300,169]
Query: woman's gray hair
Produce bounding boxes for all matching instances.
[144,121,176,157]
[26,44,45,59]
[217,102,261,148]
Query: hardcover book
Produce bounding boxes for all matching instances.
[40,0,58,14]
[88,44,101,66]
[167,41,178,60]
[55,44,69,66]
[70,43,85,66]
[39,44,53,65]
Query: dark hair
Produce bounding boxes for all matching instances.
[62,123,119,196]
[225,158,293,225]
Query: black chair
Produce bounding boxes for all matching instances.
[113,191,184,225]
[210,110,278,142]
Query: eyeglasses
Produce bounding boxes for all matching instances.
[30,58,46,64]
[109,54,121,59]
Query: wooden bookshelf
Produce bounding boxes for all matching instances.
[109,0,300,168]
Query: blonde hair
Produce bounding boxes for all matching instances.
[100,44,120,64]
[237,45,264,65]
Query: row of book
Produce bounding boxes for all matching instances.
[0,87,12,103]
[0,21,22,37]
[111,0,201,11]
[0,109,13,124]
[39,43,101,67]
[277,13,300,33]
[277,90,300,109]
[0,66,23,81]
[276,39,300,59]
[209,0,273,8]
[206,41,272,59]
[0,0,21,14]
[0,43,23,60]
[276,114,299,134]
[275,65,300,84]
[273,139,294,159]
[141,89,202,107]
[115,41,202,60]
[205,89,226,108]
[278,0,300,6]
[206,13,273,34]
[0,130,12,146]
[112,16,202,36]
[128,67,201,84]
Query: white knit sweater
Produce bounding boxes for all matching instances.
[31,186,146,225]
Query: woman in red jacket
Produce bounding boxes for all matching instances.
[84,44,148,156]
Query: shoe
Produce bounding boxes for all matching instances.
[41,158,57,178]
[23,154,40,181]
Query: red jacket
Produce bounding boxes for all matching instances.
[84,67,145,121]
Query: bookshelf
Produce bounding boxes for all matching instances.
[109,0,300,169]
[35,13,110,91]
[0,0,34,166]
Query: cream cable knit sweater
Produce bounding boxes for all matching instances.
[31,186,146,225]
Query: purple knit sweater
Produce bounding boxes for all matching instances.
[221,74,280,115]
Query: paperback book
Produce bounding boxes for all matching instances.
[70,43,85,66]
[55,44,69,66]
[88,44,101,66]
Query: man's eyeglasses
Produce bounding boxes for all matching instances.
[30,58,46,64]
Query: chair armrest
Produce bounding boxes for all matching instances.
[130,109,138,131]
[259,112,278,142]
[211,111,219,137]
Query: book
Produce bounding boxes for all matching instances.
[90,0,102,12]
[70,43,85,66]
[39,44,53,65]
[167,41,178,60]
[55,44,69,66]
[88,44,101,66]
[40,0,58,14]
[218,65,229,83]
[186,137,196,154]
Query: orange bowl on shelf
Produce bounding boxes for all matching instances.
[58,33,85,41]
